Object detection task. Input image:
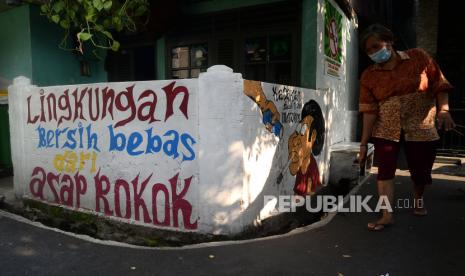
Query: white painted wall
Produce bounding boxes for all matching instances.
[239,82,329,224]
[8,67,342,235]
[9,77,201,232]
[197,66,246,234]
[8,1,360,237]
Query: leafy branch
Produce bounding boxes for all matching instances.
[28,0,150,56]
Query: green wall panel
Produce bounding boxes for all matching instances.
[300,0,317,89]
[0,5,32,87]
[29,5,107,86]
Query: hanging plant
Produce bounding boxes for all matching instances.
[27,0,150,56]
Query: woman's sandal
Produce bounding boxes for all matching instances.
[367,221,394,231]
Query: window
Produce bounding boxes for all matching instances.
[244,35,292,85]
[106,45,156,82]
[171,44,208,79]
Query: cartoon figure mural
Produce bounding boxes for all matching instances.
[243,80,325,195]
[243,80,283,137]
[288,100,325,195]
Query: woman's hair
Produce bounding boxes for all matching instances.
[301,100,325,156]
[360,24,395,51]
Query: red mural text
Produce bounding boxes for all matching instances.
[29,167,87,208]
[29,167,198,230]
[26,81,189,127]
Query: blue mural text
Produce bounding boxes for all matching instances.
[36,123,100,152]
[108,125,196,161]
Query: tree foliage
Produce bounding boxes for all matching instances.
[31,0,150,55]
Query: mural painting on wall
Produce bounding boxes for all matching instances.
[244,80,326,195]
[243,80,283,138]
[288,100,325,195]
[24,81,199,230]
[324,0,343,79]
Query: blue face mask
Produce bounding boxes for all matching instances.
[368,46,392,63]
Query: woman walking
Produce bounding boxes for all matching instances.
[358,24,455,231]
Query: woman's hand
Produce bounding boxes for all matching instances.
[437,110,455,131]
[359,113,377,165]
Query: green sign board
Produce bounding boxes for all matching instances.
[324,0,343,64]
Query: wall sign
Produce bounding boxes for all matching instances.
[324,0,343,79]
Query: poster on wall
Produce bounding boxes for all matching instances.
[324,0,343,79]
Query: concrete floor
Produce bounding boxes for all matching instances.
[0,162,464,275]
